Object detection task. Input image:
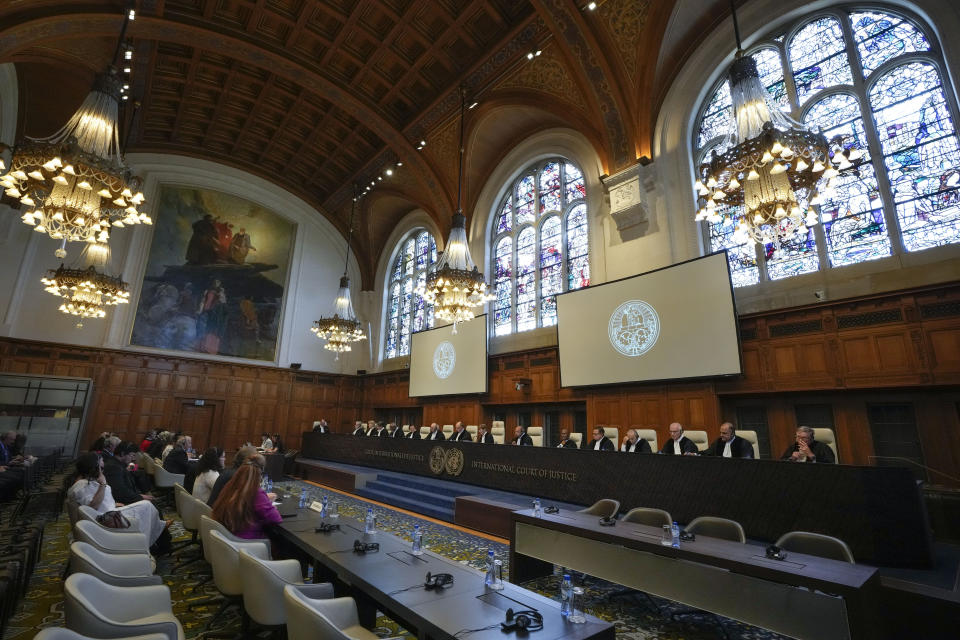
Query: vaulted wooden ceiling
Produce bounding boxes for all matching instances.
[0,0,730,288]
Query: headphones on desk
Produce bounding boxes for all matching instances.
[353,540,380,554]
[543,505,559,514]
[501,608,543,633]
[423,571,454,590]
[765,544,787,561]
[598,516,616,527]
[315,523,340,533]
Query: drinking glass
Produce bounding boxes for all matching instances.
[329,500,340,518]
[490,559,504,590]
[661,524,673,546]
[567,586,585,623]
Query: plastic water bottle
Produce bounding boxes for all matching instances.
[412,524,423,555]
[306,565,314,583]
[533,498,542,518]
[365,508,376,534]
[560,574,573,617]
[484,549,496,586]
[298,488,307,508]
[321,495,328,518]
[671,521,680,548]
[265,475,273,492]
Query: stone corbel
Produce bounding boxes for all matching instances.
[602,159,656,241]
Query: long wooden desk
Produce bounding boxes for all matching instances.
[510,509,881,640]
[273,507,614,640]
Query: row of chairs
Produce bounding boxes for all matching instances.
[578,498,855,562]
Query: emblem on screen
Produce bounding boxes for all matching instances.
[433,341,456,379]
[608,300,660,357]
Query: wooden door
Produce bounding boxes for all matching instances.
[177,403,217,453]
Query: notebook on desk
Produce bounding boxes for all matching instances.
[274,492,298,517]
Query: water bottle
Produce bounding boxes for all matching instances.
[533,498,542,518]
[265,475,273,492]
[671,521,680,548]
[484,549,495,586]
[321,495,328,518]
[560,574,573,617]
[412,524,423,555]
[365,508,376,534]
[306,564,314,583]
[298,488,307,508]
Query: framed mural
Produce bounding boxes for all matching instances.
[131,185,295,361]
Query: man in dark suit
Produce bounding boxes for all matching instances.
[511,425,533,446]
[586,426,615,451]
[556,428,578,449]
[476,424,495,444]
[352,421,367,436]
[405,424,421,439]
[620,429,652,453]
[208,446,258,505]
[385,423,403,438]
[312,420,329,433]
[425,423,445,441]
[450,421,473,442]
[703,423,754,458]
[103,440,153,505]
[659,423,699,455]
[780,426,835,463]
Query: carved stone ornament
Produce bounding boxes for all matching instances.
[602,161,655,240]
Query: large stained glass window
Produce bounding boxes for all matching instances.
[491,158,589,335]
[693,7,959,287]
[384,230,437,359]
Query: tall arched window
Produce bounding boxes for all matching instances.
[384,230,437,358]
[492,158,589,336]
[693,7,960,287]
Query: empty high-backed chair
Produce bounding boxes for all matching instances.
[466,425,478,439]
[34,629,169,640]
[635,428,658,452]
[812,428,839,462]
[622,507,672,528]
[527,426,543,447]
[442,425,454,437]
[685,516,746,543]
[775,531,855,563]
[77,504,142,535]
[578,499,620,520]
[419,426,430,438]
[239,549,333,630]
[603,426,620,445]
[74,520,151,556]
[68,541,162,587]
[491,424,505,444]
[64,573,184,640]
[201,530,271,634]
[685,430,710,452]
[284,585,378,640]
[738,430,760,458]
[569,433,583,448]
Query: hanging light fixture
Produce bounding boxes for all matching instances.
[0,3,149,259]
[41,243,130,328]
[694,0,861,248]
[418,88,493,333]
[311,186,367,359]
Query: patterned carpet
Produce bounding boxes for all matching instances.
[4,479,787,640]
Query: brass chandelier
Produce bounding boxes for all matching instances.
[419,89,493,333]
[694,1,860,247]
[0,5,149,258]
[41,244,130,328]
[311,187,367,358]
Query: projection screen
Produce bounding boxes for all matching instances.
[409,315,488,397]
[557,252,741,387]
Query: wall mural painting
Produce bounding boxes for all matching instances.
[131,185,295,361]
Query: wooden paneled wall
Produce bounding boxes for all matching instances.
[1,282,958,483]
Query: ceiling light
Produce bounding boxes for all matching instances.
[587,2,597,9]
[41,243,129,328]
[385,168,393,176]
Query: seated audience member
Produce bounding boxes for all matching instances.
[312,420,329,433]
[102,440,153,505]
[477,424,495,444]
[425,423,445,441]
[161,433,178,461]
[193,447,225,503]
[139,429,157,452]
[659,422,699,455]
[703,422,754,458]
[211,455,282,539]
[621,429,652,453]
[89,432,111,453]
[68,452,169,549]
[511,425,533,446]
[587,426,615,451]
[352,421,367,436]
[556,428,578,449]
[163,435,193,475]
[780,426,835,464]
[147,431,169,459]
[272,433,284,454]
[0,431,26,500]
[450,421,473,442]
[207,445,258,506]
[260,433,274,450]
[406,424,421,439]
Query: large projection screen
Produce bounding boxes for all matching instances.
[557,252,741,387]
[409,315,488,397]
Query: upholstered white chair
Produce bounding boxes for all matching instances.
[685,430,710,452]
[74,520,151,556]
[622,507,672,528]
[419,426,431,438]
[64,573,183,640]
[635,428,658,452]
[284,585,379,640]
[569,432,583,448]
[34,628,169,640]
[68,541,162,587]
[686,516,746,543]
[491,424,505,444]
[77,504,142,535]
[199,529,271,629]
[775,530,854,563]
[152,467,184,490]
[578,499,620,519]
[239,549,333,629]
[527,426,544,447]
[738,430,760,458]
[813,428,839,461]
[466,425,478,438]
[442,425,454,437]
[603,426,620,444]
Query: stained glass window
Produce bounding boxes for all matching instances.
[492,158,589,334]
[384,230,437,359]
[693,7,960,288]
